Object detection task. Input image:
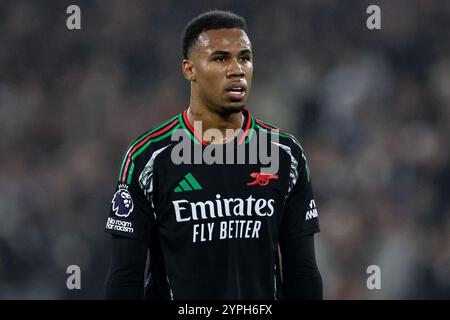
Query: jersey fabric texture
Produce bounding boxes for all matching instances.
[105,109,320,299]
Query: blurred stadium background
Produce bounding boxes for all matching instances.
[0,0,449,299]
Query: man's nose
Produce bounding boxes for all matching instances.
[227,58,245,78]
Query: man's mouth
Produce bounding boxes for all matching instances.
[225,83,247,100]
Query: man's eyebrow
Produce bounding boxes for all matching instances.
[210,51,231,56]
[210,49,252,56]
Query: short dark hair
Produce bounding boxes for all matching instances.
[182,10,248,59]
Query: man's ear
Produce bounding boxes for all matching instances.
[182,59,196,82]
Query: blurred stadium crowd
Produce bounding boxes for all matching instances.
[0,0,449,299]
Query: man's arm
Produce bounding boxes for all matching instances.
[105,235,149,299]
[280,234,323,299]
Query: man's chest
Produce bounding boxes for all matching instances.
[153,162,291,227]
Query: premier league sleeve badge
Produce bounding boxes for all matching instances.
[111,184,134,218]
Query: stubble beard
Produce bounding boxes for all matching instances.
[216,104,246,116]
[200,89,247,116]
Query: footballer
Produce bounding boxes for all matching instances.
[104,10,322,300]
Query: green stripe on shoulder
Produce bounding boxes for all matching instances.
[256,122,311,182]
[245,117,256,143]
[127,114,179,155]
[118,114,180,181]
[118,122,181,183]
[123,123,180,184]
[255,122,303,149]
[257,119,278,129]
[131,123,180,161]
[178,113,200,144]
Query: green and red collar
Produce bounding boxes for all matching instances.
[179,109,255,145]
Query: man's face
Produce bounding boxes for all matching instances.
[185,28,253,115]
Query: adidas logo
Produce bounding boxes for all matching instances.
[174,173,202,193]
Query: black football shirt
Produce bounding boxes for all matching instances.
[105,109,320,299]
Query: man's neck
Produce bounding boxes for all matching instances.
[186,105,244,144]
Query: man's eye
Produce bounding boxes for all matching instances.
[241,56,250,62]
[214,56,225,62]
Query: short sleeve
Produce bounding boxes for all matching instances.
[104,159,155,242]
[279,146,320,241]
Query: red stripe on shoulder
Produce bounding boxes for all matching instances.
[120,118,179,182]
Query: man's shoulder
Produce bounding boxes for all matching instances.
[127,113,181,151]
[117,113,182,183]
[252,117,305,153]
